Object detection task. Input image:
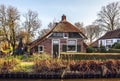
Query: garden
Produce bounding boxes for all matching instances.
[0,53,120,79]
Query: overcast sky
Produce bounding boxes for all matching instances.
[0,0,119,29]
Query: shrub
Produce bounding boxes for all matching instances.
[99,46,107,53]
[33,53,51,61]
[69,60,120,75]
[0,58,20,73]
[108,49,120,53]
[86,47,94,53]
[12,62,34,73]
[112,42,120,49]
[34,59,67,73]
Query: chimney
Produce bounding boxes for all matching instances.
[61,14,66,22]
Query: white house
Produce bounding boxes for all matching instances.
[90,29,120,48]
[98,29,120,48]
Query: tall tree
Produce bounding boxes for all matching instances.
[0,5,8,41]
[96,2,120,31]
[23,10,41,43]
[0,4,20,54]
[85,25,102,44]
[7,6,20,54]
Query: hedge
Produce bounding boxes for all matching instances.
[60,53,120,60]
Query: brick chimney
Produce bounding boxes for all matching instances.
[61,15,66,22]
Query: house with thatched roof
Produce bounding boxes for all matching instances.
[30,15,87,58]
[90,29,120,48]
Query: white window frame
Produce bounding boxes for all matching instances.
[63,33,69,38]
[67,39,77,52]
[38,45,44,53]
[106,39,113,46]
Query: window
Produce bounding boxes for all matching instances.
[38,45,44,53]
[64,33,69,38]
[67,40,77,52]
[106,40,113,45]
[53,40,59,44]
[69,32,82,38]
[117,40,120,42]
[53,32,63,37]
[106,40,113,48]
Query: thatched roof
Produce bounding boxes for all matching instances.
[30,15,87,48]
[53,21,82,32]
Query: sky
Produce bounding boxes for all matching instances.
[0,0,119,29]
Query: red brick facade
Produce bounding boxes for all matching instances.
[38,39,52,55]
[33,38,86,56]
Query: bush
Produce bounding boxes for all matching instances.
[99,46,107,53]
[69,60,120,75]
[112,42,120,49]
[86,47,94,53]
[108,49,120,53]
[0,58,20,73]
[34,59,67,73]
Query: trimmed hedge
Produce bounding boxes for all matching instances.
[61,53,120,60]
[86,47,94,53]
[108,49,120,53]
[112,42,120,49]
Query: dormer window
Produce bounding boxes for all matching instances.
[64,33,69,38]
[52,32,63,37]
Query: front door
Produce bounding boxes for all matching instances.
[52,39,60,58]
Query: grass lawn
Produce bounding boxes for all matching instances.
[11,61,34,73]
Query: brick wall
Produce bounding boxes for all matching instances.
[39,39,52,55]
[33,38,86,56]
[77,39,86,52]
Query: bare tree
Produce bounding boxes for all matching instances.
[96,2,120,31]
[38,29,50,38]
[48,22,56,30]
[0,5,8,41]
[74,22,85,33]
[23,10,41,43]
[0,4,20,54]
[85,25,102,44]
[38,22,56,38]
[7,6,20,54]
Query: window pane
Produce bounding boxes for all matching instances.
[57,33,63,36]
[68,45,76,51]
[68,40,76,45]
[67,40,77,51]
[39,46,43,51]
[53,40,59,44]
[106,40,113,45]
[53,32,63,37]
[38,46,43,52]
[64,33,68,37]
[117,40,120,42]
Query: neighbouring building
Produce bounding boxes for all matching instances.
[90,29,120,49]
[30,15,87,58]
